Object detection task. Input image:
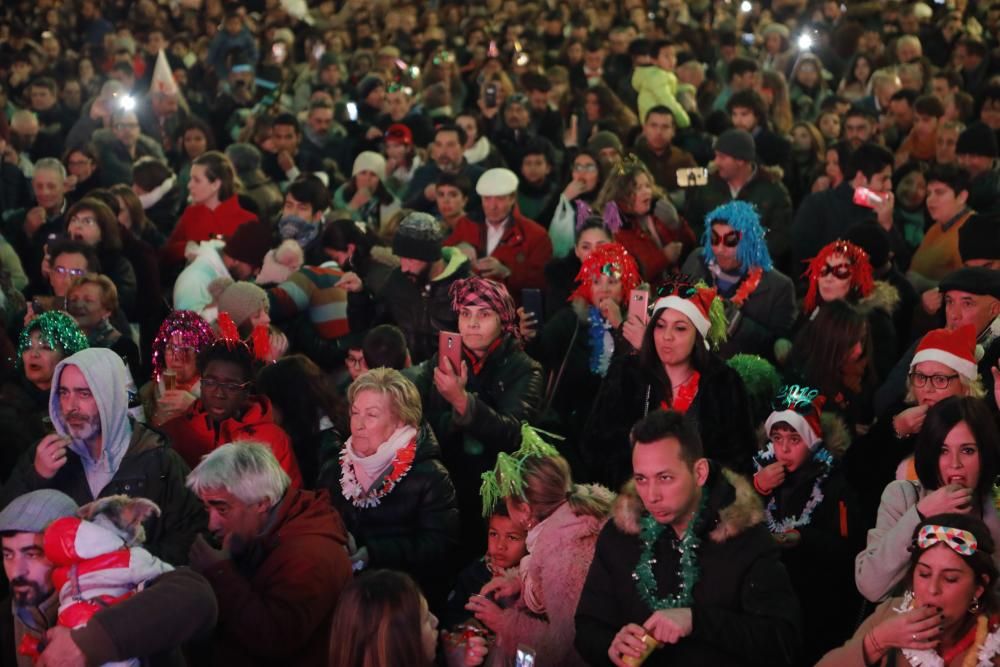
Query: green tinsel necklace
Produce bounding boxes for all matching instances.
[632,491,708,611]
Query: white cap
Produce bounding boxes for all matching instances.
[476,168,519,196]
[352,151,386,181]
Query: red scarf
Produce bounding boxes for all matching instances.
[464,337,505,375]
[660,371,701,414]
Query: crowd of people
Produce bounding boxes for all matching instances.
[1,0,1000,665]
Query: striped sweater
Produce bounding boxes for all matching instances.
[267,263,351,339]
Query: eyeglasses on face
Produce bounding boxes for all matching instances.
[201,377,251,393]
[53,266,86,277]
[909,371,960,390]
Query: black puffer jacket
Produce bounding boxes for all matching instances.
[0,422,206,566]
[0,374,51,483]
[581,348,757,489]
[318,423,460,609]
[575,465,802,666]
[406,336,543,560]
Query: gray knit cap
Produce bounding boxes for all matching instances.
[392,212,444,262]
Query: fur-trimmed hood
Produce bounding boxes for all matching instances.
[856,280,900,317]
[613,466,764,543]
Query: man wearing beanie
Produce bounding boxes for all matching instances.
[685,128,794,272]
[174,221,273,322]
[342,212,471,363]
[791,142,895,277]
[586,130,624,165]
[0,490,217,666]
[445,168,553,294]
[225,143,283,220]
[956,121,1000,214]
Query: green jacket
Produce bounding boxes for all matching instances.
[632,66,691,129]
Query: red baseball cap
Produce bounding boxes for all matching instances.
[385,123,413,145]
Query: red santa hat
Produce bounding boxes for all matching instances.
[910,325,979,381]
[765,385,826,450]
[652,285,718,339]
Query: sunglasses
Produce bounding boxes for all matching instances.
[819,262,852,280]
[710,230,741,248]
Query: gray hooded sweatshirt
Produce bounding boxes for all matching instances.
[49,348,133,499]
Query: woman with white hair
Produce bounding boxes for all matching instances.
[318,368,459,611]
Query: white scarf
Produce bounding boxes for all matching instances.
[344,425,418,490]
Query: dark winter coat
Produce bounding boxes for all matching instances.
[684,167,794,272]
[198,488,352,667]
[0,375,51,483]
[403,159,485,217]
[318,423,460,609]
[405,336,543,560]
[0,422,206,566]
[757,450,863,666]
[574,466,802,666]
[580,349,757,489]
[682,248,798,360]
[790,182,879,274]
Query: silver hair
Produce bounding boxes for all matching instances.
[186,442,290,508]
[33,158,66,181]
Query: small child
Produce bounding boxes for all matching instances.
[752,384,860,665]
[441,505,528,665]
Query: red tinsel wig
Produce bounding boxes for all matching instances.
[803,239,875,313]
[570,243,642,304]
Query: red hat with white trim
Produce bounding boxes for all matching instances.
[765,385,825,450]
[910,325,979,381]
[652,286,718,338]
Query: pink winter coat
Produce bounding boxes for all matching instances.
[492,499,609,666]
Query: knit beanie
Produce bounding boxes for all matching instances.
[356,74,385,102]
[353,151,386,180]
[224,222,272,269]
[715,129,756,162]
[587,131,623,155]
[956,122,999,159]
[214,280,269,328]
[392,212,444,262]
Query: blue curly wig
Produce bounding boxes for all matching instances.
[701,201,773,272]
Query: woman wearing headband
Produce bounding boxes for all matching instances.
[581,282,756,489]
[855,396,1000,604]
[820,512,1000,666]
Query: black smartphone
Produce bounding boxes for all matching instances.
[521,288,544,328]
[485,83,498,108]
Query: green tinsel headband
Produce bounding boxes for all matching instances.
[480,423,561,517]
[17,311,89,367]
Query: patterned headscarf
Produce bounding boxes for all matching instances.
[701,201,773,272]
[449,276,521,344]
[803,239,875,314]
[17,311,88,366]
[570,242,641,304]
[150,310,216,377]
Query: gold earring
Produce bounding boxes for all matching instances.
[970,597,981,614]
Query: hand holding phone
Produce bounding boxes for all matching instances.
[439,331,463,373]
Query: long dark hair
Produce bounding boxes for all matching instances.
[914,396,1000,500]
[638,306,712,406]
[328,570,432,667]
[321,218,380,273]
[255,354,347,443]
[786,300,875,400]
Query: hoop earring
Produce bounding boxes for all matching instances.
[970,597,981,614]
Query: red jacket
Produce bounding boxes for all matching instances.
[614,214,696,282]
[444,208,553,295]
[200,488,352,667]
[160,396,303,488]
[161,195,258,266]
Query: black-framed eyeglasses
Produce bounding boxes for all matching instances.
[710,230,741,248]
[201,377,251,393]
[909,371,960,389]
[819,262,852,280]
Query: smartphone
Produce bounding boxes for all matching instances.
[439,331,462,372]
[676,167,709,187]
[346,102,358,121]
[853,186,883,209]
[31,298,47,315]
[484,83,498,109]
[515,645,537,667]
[742,32,755,45]
[521,288,544,329]
[627,288,650,324]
